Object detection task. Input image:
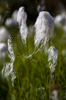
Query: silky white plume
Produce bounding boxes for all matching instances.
[1,35,16,86]
[17,6,28,43]
[34,11,54,48]
[48,46,58,73]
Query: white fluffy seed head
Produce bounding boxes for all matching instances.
[1,35,16,86]
[34,11,54,47]
[1,62,16,86]
[17,6,28,43]
[17,6,27,26]
[20,24,28,43]
[0,26,9,42]
[8,35,15,62]
[48,46,58,72]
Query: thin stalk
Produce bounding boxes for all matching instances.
[49,82,50,100]
[53,71,55,89]
[48,38,51,99]
[16,65,22,100]
[49,37,56,89]
[48,74,51,100]
[26,37,30,100]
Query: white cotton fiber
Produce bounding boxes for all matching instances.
[17,6,28,43]
[34,11,54,48]
[48,46,58,72]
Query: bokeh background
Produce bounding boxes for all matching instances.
[0,0,66,100]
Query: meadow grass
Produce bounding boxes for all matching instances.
[0,27,66,100]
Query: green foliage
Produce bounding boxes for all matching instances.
[0,27,66,100]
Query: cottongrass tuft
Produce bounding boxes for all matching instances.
[8,35,15,62]
[1,35,16,86]
[48,46,58,73]
[34,11,54,48]
[17,6,28,43]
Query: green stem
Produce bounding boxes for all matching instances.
[49,81,50,100]
[54,71,55,89]
[16,67,22,100]
[26,37,30,100]
[48,38,51,100]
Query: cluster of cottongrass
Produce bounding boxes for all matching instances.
[17,6,58,74]
[17,6,59,75]
[34,11,58,74]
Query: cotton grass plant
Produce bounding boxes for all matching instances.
[16,6,59,100]
[34,11,58,74]
[16,6,59,99]
[1,35,16,86]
